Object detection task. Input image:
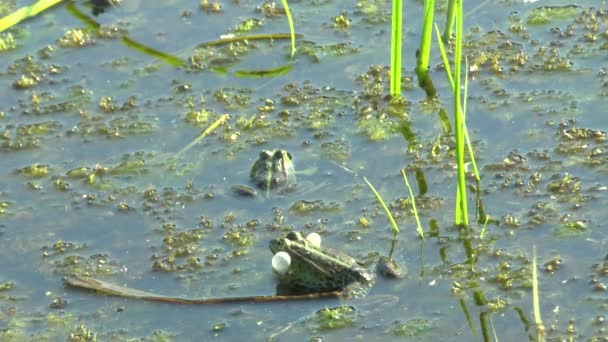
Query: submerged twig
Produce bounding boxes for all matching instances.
[65,276,341,305]
[197,33,303,48]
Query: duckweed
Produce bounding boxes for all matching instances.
[289,200,342,214]
[58,29,93,48]
[15,163,50,178]
[527,5,581,25]
[0,33,16,51]
[314,306,357,330]
[390,319,431,337]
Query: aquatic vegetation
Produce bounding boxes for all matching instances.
[0,32,15,51]
[12,73,39,89]
[43,241,120,277]
[0,281,15,291]
[200,0,222,14]
[313,306,357,330]
[389,318,431,337]
[153,224,207,272]
[527,5,581,25]
[332,12,351,32]
[0,200,11,216]
[58,29,93,48]
[355,0,390,24]
[14,163,50,178]
[232,18,264,34]
[289,200,342,214]
[223,227,256,247]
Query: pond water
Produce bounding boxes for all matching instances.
[1,0,607,340]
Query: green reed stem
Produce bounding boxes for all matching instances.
[453,0,468,225]
[435,0,477,225]
[442,0,456,43]
[0,0,64,32]
[280,0,296,57]
[416,0,434,75]
[401,170,424,239]
[364,177,400,235]
[390,0,403,96]
[436,26,480,183]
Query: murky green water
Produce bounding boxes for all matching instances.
[1,0,607,340]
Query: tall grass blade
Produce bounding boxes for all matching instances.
[390,0,403,96]
[435,24,454,87]
[401,169,424,239]
[121,36,185,67]
[66,3,186,67]
[197,33,302,48]
[532,245,545,342]
[458,297,476,335]
[280,0,296,57]
[0,0,64,32]
[416,0,434,75]
[453,0,468,225]
[436,25,480,183]
[436,3,470,225]
[414,169,428,196]
[363,177,400,235]
[462,57,480,181]
[176,114,230,158]
[235,64,293,78]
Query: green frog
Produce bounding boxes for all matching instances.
[65,231,404,303]
[232,149,296,197]
[269,231,405,297]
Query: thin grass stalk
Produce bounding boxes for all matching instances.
[436,25,480,183]
[532,245,545,342]
[435,24,454,86]
[442,0,456,43]
[0,0,64,32]
[489,313,499,342]
[462,58,480,181]
[416,0,434,75]
[390,0,403,96]
[176,114,229,158]
[363,177,400,235]
[453,0,468,225]
[401,170,424,239]
[280,0,296,57]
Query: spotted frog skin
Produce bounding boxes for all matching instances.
[269,232,376,296]
[233,149,297,197]
[250,149,296,190]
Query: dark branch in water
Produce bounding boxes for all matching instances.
[65,276,341,305]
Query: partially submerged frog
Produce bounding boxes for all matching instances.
[232,149,296,197]
[270,231,406,297]
[65,231,404,303]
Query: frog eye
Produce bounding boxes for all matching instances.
[259,150,272,160]
[286,152,293,161]
[272,251,291,275]
[285,231,299,240]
